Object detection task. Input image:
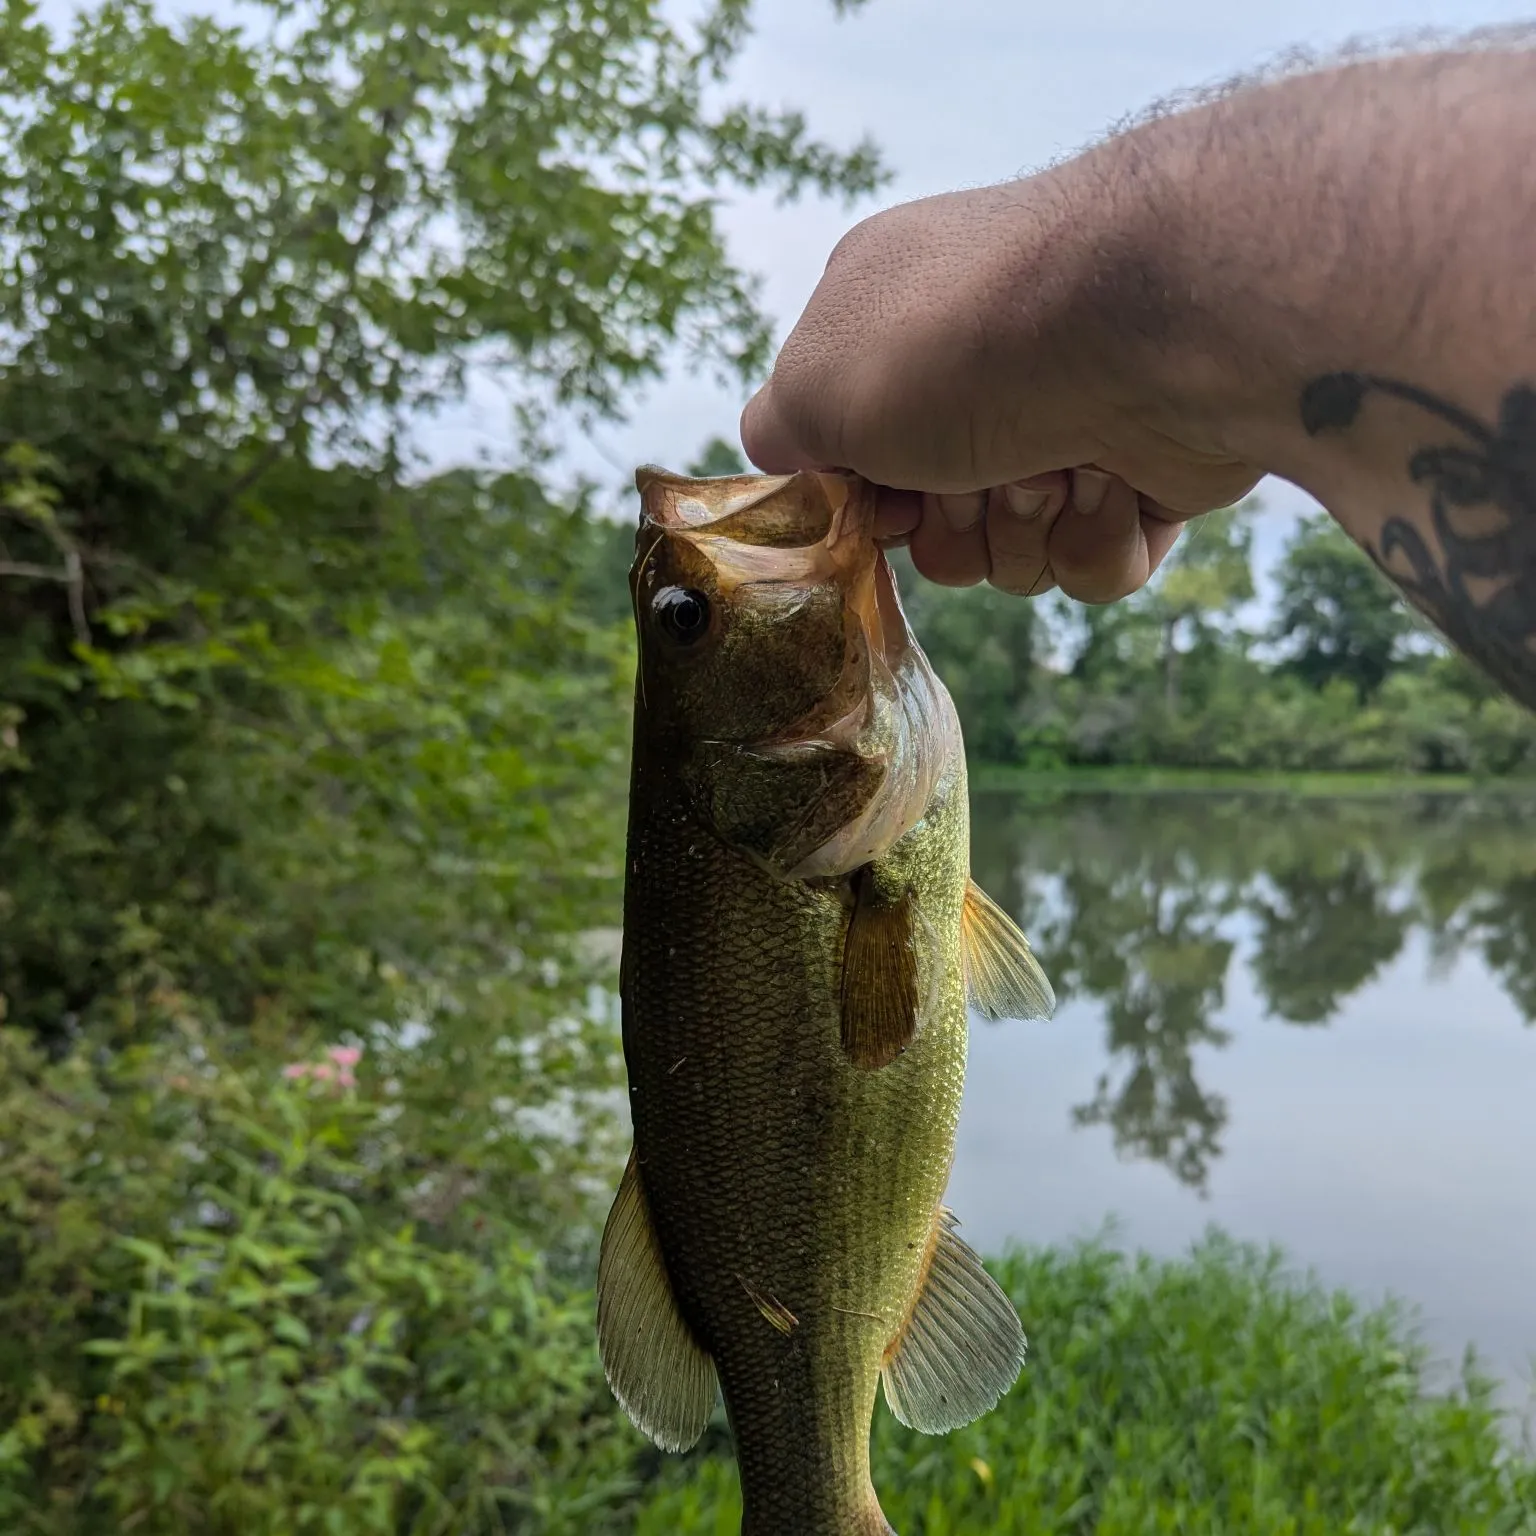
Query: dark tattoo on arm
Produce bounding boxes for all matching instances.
[1300,372,1536,710]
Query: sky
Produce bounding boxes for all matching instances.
[416,0,1535,604]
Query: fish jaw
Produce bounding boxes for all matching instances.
[777,551,961,880]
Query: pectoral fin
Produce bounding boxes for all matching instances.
[962,878,1055,1021]
[596,1150,718,1452]
[841,864,922,1069]
[880,1207,1027,1433]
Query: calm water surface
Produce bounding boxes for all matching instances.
[952,789,1536,1404]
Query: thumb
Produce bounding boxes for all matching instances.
[740,381,824,474]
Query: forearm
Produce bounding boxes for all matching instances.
[1089,48,1536,700]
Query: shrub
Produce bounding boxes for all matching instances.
[0,1022,639,1535]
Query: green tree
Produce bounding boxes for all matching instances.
[1146,501,1256,707]
[1272,514,1416,700]
[684,437,749,477]
[0,0,883,1043]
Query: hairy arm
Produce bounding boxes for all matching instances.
[1127,49,1536,705]
[742,45,1536,707]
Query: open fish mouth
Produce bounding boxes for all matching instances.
[635,466,959,881]
[635,465,918,741]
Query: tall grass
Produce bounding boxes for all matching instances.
[637,1234,1536,1534]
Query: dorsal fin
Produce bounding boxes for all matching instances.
[962,878,1055,1021]
[880,1207,1026,1433]
[596,1150,718,1451]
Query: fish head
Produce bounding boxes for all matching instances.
[630,465,960,880]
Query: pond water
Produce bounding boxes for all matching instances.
[951,788,1536,1409]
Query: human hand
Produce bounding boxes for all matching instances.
[739,174,1262,601]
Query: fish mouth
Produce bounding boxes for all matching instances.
[636,465,956,880]
[634,463,848,590]
[635,465,918,744]
[756,500,918,754]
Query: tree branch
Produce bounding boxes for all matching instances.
[0,559,67,582]
[0,524,93,645]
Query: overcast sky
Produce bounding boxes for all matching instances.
[418,0,1533,597]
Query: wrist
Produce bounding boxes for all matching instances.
[1005,124,1269,465]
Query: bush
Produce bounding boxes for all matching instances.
[637,1235,1536,1534]
[0,1022,639,1535]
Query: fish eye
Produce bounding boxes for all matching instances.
[652,586,711,645]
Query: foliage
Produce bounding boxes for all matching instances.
[636,1234,1536,1534]
[1,465,633,1062]
[684,437,749,478]
[0,462,641,1534]
[0,0,884,456]
[0,1021,639,1535]
[0,0,884,1526]
[1271,514,1416,700]
[0,0,882,1043]
[1142,503,1255,707]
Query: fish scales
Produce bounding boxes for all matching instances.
[625,754,969,1529]
[598,468,1055,1535]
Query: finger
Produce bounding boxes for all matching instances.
[985,472,1070,596]
[1140,498,1186,577]
[740,382,822,474]
[936,490,987,532]
[873,486,922,542]
[1049,471,1153,603]
[1096,448,1264,516]
[909,491,990,586]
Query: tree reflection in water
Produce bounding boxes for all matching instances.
[970,789,1536,1193]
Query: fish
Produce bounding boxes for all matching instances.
[596,466,1055,1535]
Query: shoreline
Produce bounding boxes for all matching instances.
[970,765,1536,797]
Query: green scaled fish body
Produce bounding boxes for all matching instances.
[598,469,1054,1535]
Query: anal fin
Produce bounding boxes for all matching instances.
[596,1149,718,1452]
[962,878,1056,1022]
[880,1207,1026,1434]
[841,863,922,1069]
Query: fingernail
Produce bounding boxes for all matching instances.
[1072,468,1112,515]
[937,491,987,532]
[1004,483,1049,520]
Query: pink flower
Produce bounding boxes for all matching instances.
[311,1062,336,1083]
[327,1046,362,1069]
[281,1063,311,1081]
[336,1068,357,1088]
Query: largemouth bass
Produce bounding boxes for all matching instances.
[597,468,1055,1535]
